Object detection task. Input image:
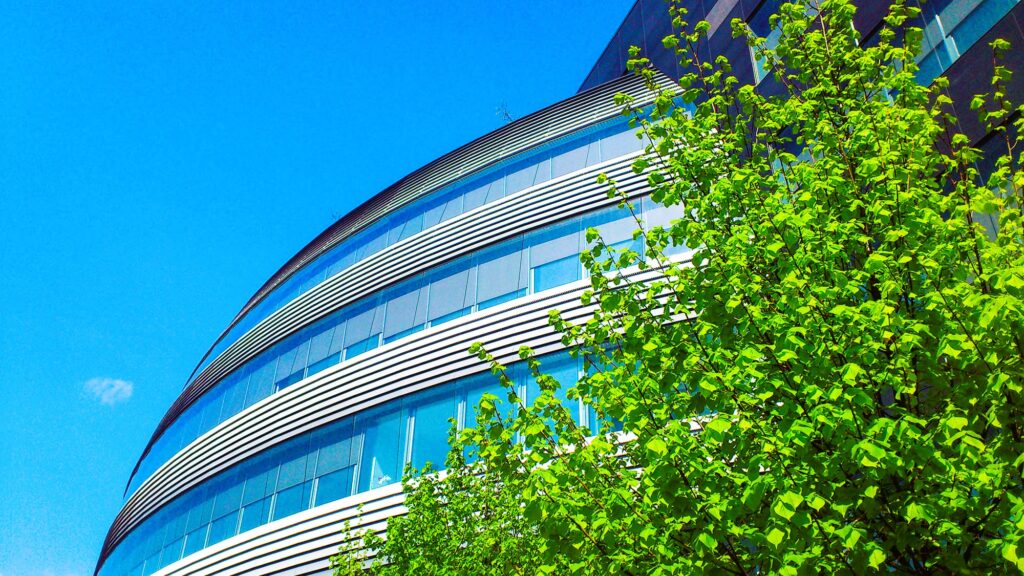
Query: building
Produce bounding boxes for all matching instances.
[95,1,1024,575]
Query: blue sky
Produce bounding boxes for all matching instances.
[0,2,634,574]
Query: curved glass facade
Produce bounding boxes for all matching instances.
[127,195,688,496]
[189,118,648,385]
[103,352,588,576]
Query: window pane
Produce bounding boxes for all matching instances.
[551,141,590,178]
[206,511,239,546]
[600,128,642,160]
[238,496,271,533]
[305,324,335,366]
[185,491,213,532]
[276,448,307,491]
[409,386,458,471]
[245,358,276,407]
[211,476,244,519]
[428,261,476,323]
[219,374,247,423]
[529,220,579,268]
[642,196,690,257]
[160,538,183,567]
[439,192,463,222]
[357,405,406,492]
[316,436,353,476]
[315,468,354,506]
[274,339,309,390]
[272,481,311,521]
[343,299,383,349]
[182,526,208,557]
[477,239,528,306]
[383,281,428,341]
[506,159,544,195]
[389,211,423,244]
[533,255,579,292]
[463,176,504,211]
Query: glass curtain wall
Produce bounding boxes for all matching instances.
[126,196,690,496]
[193,120,649,380]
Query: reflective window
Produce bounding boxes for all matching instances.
[530,221,581,292]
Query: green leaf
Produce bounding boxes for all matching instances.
[646,437,668,456]
[767,527,786,547]
[868,548,886,569]
[697,532,717,551]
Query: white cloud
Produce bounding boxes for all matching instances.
[84,377,134,406]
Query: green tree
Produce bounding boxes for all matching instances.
[334,0,1024,573]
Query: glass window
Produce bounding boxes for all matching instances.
[427,261,476,325]
[274,339,310,391]
[219,374,247,423]
[357,405,407,492]
[389,211,424,244]
[276,448,308,492]
[642,196,690,257]
[238,496,271,533]
[197,387,226,433]
[343,299,384,357]
[585,206,643,270]
[211,476,244,520]
[408,386,458,471]
[525,351,582,426]
[206,511,239,546]
[272,481,311,521]
[506,158,547,195]
[185,491,213,532]
[476,239,528,309]
[306,322,343,376]
[551,140,591,178]
[314,468,355,506]
[599,128,642,160]
[462,175,504,212]
[530,220,581,292]
[383,281,429,343]
[160,538,183,567]
[244,358,276,407]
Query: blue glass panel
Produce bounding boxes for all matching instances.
[427,261,476,323]
[344,335,379,359]
[357,405,407,492]
[272,481,311,521]
[478,289,526,311]
[408,386,458,470]
[476,238,528,305]
[315,468,355,506]
[160,538,183,568]
[206,511,239,546]
[533,255,580,292]
[430,306,471,326]
[307,352,341,376]
[238,496,271,533]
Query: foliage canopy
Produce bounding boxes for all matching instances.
[334,0,1024,573]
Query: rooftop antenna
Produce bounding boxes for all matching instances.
[496,101,514,123]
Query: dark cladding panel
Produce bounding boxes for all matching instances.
[853,0,892,36]
[946,4,1024,143]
